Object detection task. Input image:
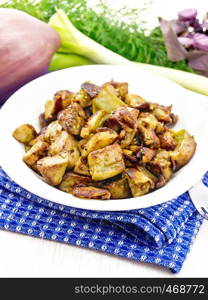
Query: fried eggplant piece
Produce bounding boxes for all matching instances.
[123,153,137,167]
[122,149,133,156]
[147,150,173,187]
[81,82,101,98]
[39,113,51,129]
[125,94,149,110]
[54,90,73,108]
[120,129,137,149]
[170,130,196,168]
[128,145,140,153]
[74,156,90,176]
[72,186,111,200]
[72,89,92,108]
[138,112,158,129]
[151,103,178,125]
[67,147,81,170]
[125,167,155,197]
[80,110,107,138]
[136,147,156,163]
[48,131,80,169]
[58,103,86,135]
[44,120,63,142]
[138,125,160,149]
[59,172,92,193]
[109,106,139,130]
[104,176,131,199]
[48,131,73,155]
[88,144,125,181]
[122,145,141,166]
[153,107,172,124]
[81,128,118,157]
[109,81,128,99]
[78,138,88,153]
[138,112,165,134]
[108,106,139,148]
[13,124,37,144]
[159,130,176,150]
[37,154,68,186]
[138,166,157,184]
[44,99,61,121]
[24,135,45,153]
[44,100,57,121]
[44,90,74,121]
[23,140,48,166]
[169,113,179,126]
[92,83,127,113]
[84,106,93,119]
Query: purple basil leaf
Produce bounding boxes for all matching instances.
[178,36,194,48]
[159,14,208,77]
[159,18,208,77]
[187,51,208,76]
[193,33,208,50]
[178,8,197,22]
[159,17,187,61]
[170,19,187,35]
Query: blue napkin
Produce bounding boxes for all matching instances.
[0,167,206,273]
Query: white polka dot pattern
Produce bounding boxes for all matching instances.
[0,167,206,273]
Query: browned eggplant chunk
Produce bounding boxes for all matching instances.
[59,172,92,193]
[109,81,128,99]
[125,167,155,197]
[170,130,196,168]
[81,82,101,98]
[37,154,68,186]
[58,103,86,135]
[104,176,131,199]
[88,144,125,181]
[13,124,37,144]
[23,140,48,167]
[72,186,111,200]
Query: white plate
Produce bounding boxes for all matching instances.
[0,65,208,211]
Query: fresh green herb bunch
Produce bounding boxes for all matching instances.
[0,0,194,72]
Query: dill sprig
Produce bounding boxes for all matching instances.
[0,0,194,72]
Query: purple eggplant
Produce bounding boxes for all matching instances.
[0,9,60,104]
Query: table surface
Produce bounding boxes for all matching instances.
[0,0,208,278]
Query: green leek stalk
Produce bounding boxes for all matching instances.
[49,10,208,96]
[133,63,208,96]
[49,53,93,71]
